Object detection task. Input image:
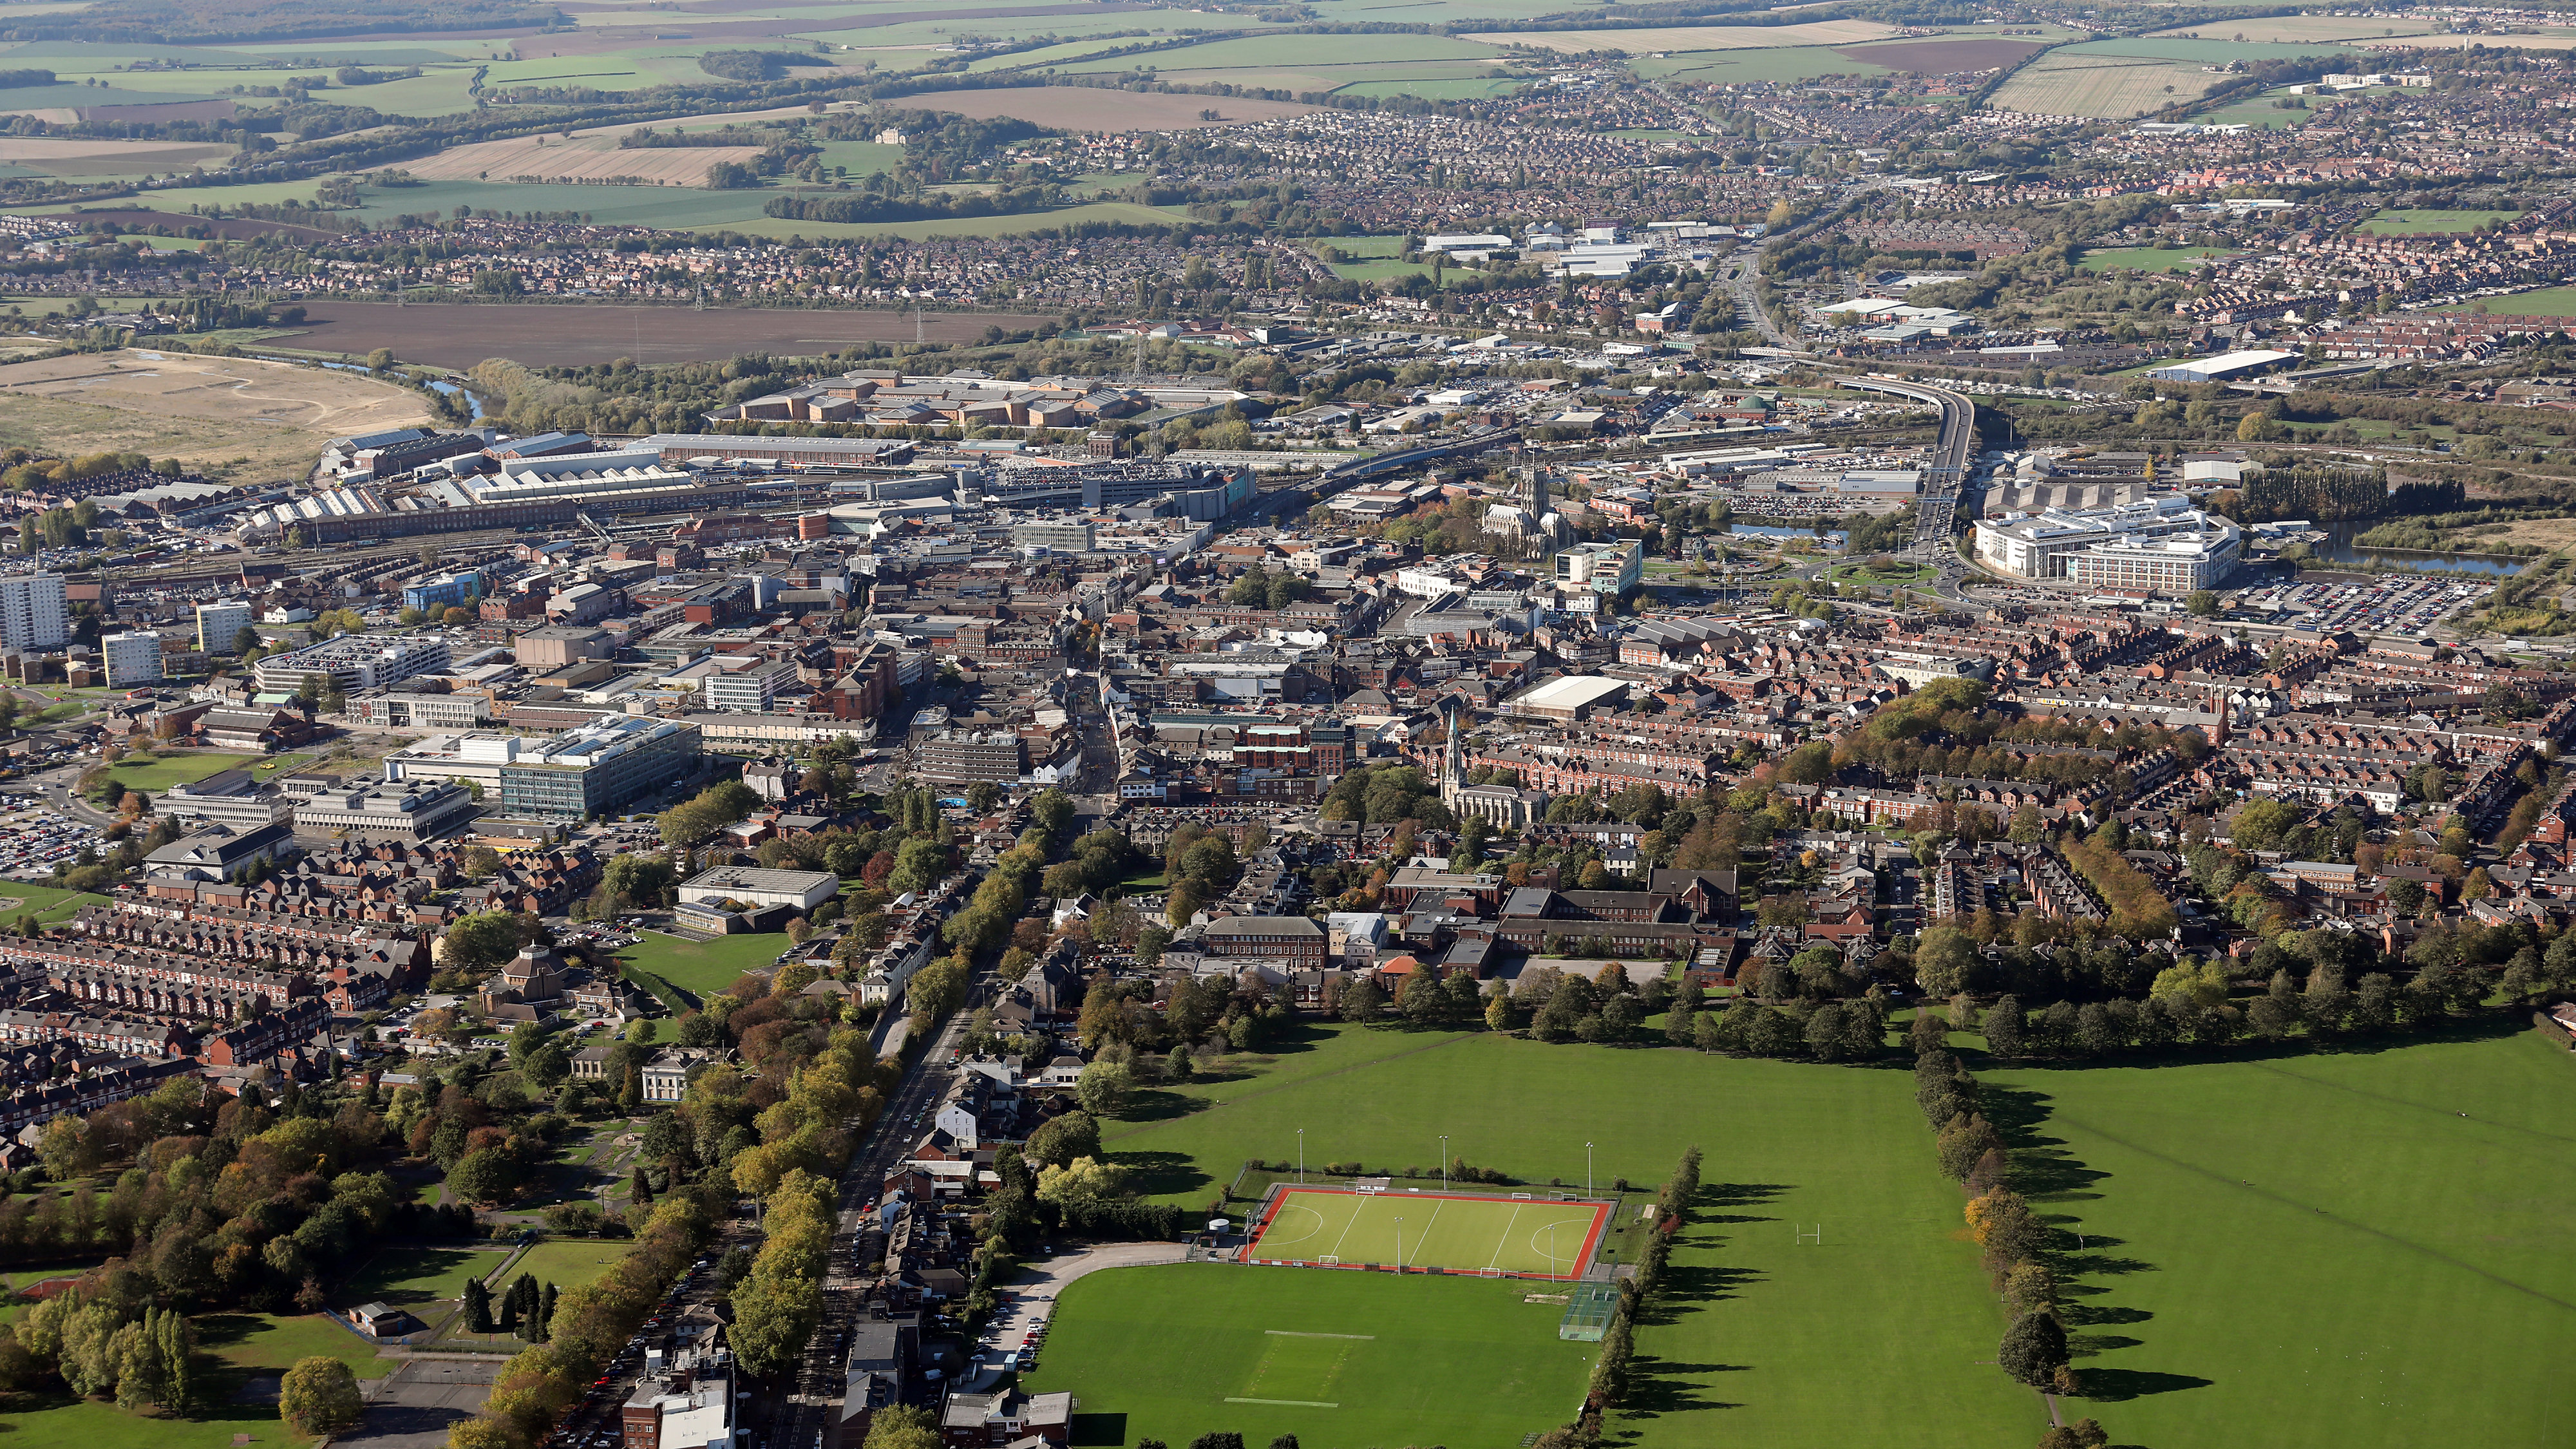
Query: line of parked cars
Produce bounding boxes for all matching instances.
[0,804,106,878]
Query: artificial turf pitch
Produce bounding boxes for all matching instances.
[1244,1188,1609,1277]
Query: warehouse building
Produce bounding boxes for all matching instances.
[2142,348,2298,383]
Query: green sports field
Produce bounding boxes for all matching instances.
[2357,207,2522,235]
[1975,1026,2576,1449]
[1019,1264,1596,1448]
[1245,1188,1608,1276]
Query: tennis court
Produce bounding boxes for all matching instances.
[1242,1187,1611,1279]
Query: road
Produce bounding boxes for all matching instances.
[757,1003,972,1449]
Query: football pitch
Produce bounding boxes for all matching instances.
[1245,1188,1609,1278]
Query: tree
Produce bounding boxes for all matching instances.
[1913,925,1978,997]
[1982,996,2025,1057]
[462,1276,493,1332]
[1340,974,1387,1023]
[1025,1111,1101,1170]
[2184,589,2220,618]
[439,910,521,977]
[1035,1155,1128,1206]
[449,1148,516,1205]
[279,1356,364,1435]
[1075,1060,1133,1117]
[863,1406,942,1449]
[1997,1311,2069,1388]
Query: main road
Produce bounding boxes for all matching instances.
[1832,374,1976,551]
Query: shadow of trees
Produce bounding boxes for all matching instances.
[1619,1180,1785,1419]
[1984,1084,2214,1411]
[1108,1150,1207,1198]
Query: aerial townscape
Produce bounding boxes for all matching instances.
[6,0,2576,1447]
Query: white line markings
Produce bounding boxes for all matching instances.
[1265,1331,1376,1340]
[1482,1204,1528,1273]
[1226,1397,1339,1407]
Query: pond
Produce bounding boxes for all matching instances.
[310,360,489,419]
[2308,521,2533,578]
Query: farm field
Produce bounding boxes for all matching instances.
[714,198,1189,241]
[2358,207,2522,234]
[1628,44,1894,82]
[0,136,238,178]
[1097,1021,2046,1448]
[1976,1027,2576,1449]
[2386,30,2576,50]
[1833,35,2053,70]
[2064,35,2374,62]
[890,86,1318,129]
[616,927,790,998]
[404,133,765,185]
[271,300,1059,368]
[2078,244,2235,272]
[1332,75,1530,98]
[1988,52,2231,118]
[0,350,430,477]
[1020,1265,1600,1449]
[2147,15,2444,42]
[1471,18,1900,53]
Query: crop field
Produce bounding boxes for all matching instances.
[2063,36,2376,62]
[2385,30,2576,50]
[0,350,431,478]
[1473,18,1899,53]
[1833,35,2053,71]
[0,136,237,178]
[889,86,1318,129]
[1022,1265,1599,1449]
[406,134,767,185]
[1244,1188,1609,1276]
[1065,31,1501,71]
[2358,208,2523,234]
[268,299,1057,367]
[1976,1027,2576,1449]
[1628,44,1895,82]
[2148,15,2445,43]
[1988,52,2230,118]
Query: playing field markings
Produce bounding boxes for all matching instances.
[1260,1202,1331,1255]
[1400,1198,1446,1266]
[1265,1331,1375,1339]
[1482,1204,1528,1273]
[1324,1197,1367,1264]
[1225,1398,1340,1407]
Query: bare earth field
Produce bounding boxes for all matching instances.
[276,301,1062,367]
[404,135,766,185]
[1470,18,1899,53]
[0,137,237,176]
[1834,36,2050,70]
[0,349,431,478]
[893,86,1318,129]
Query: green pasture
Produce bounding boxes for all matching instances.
[1976,1026,2576,1449]
[1059,32,1503,71]
[2358,208,2522,235]
[0,80,216,106]
[1097,1020,2043,1448]
[718,199,1193,241]
[2188,93,2323,128]
[812,139,907,176]
[2077,245,2235,272]
[967,21,1278,71]
[1627,45,1895,82]
[616,928,788,997]
[1022,1265,1600,1449]
[1332,74,1528,99]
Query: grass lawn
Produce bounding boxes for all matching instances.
[505,1239,634,1293]
[194,1311,393,1379]
[339,1244,510,1328]
[1975,1025,2576,1449]
[1099,1021,2043,1448]
[1021,1264,1599,1449]
[0,1388,316,1449]
[616,929,791,997]
[0,882,113,924]
[2078,245,2235,272]
[1246,1188,1607,1275]
[1829,561,1938,587]
[2442,287,2576,318]
[102,750,265,793]
[2357,208,2521,235]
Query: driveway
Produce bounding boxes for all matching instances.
[983,1243,1186,1357]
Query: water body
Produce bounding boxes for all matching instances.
[2307,520,2532,578]
[309,360,490,420]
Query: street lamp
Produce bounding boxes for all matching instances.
[1395,1217,1403,1271]
[1439,1134,1449,1191]
[1586,1142,1594,1196]
[1297,1128,1305,1184]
